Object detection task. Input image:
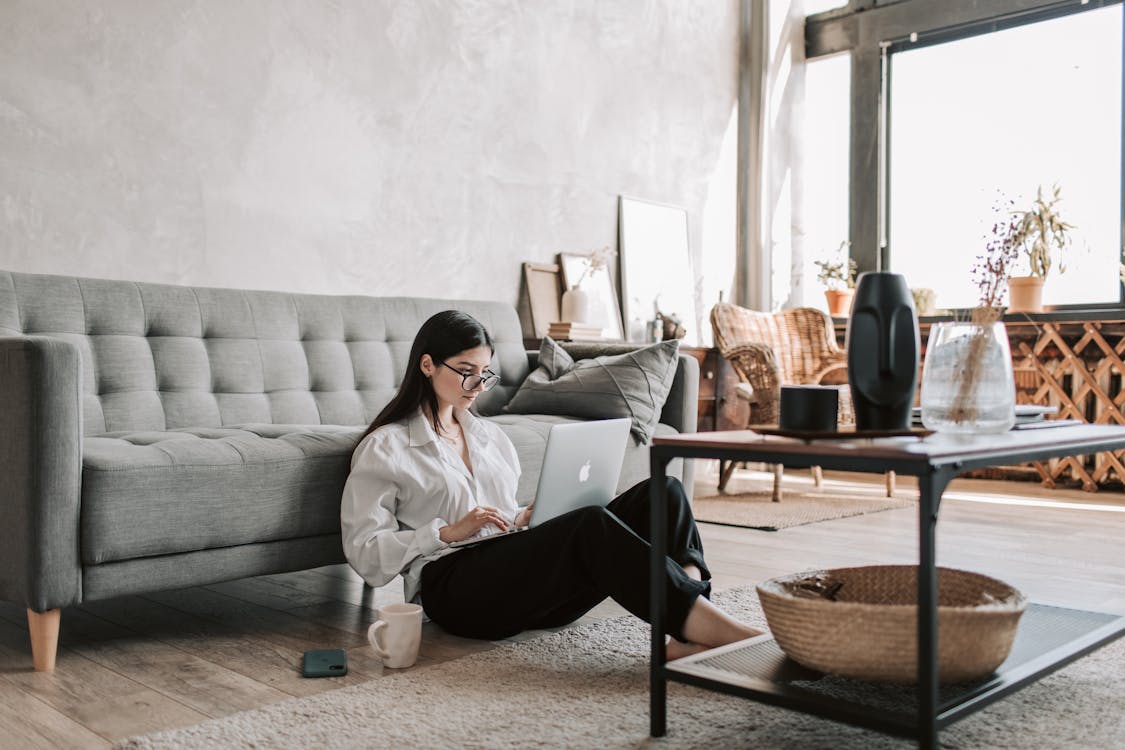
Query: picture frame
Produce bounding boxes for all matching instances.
[618,196,698,344]
[558,252,625,341]
[522,262,563,339]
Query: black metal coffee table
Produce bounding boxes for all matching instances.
[648,425,1125,749]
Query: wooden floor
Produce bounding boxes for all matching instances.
[2,464,1124,748]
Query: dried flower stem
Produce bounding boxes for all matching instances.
[573,245,614,288]
[949,203,1020,424]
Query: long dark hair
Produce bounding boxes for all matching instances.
[360,310,495,440]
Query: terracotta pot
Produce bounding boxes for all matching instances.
[1007,276,1044,314]
[825,289,855,317]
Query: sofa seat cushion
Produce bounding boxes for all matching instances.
[81,424,363,564]
[487,414,681,505]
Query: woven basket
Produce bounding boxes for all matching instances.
[756,565,1027,684]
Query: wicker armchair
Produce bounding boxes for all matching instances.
[710,303,894,499]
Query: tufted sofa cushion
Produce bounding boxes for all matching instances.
[0,272,528,434]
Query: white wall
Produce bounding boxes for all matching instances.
[0,0,738,315]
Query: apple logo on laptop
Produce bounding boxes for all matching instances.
[578,460,591,483]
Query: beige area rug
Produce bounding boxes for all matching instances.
[115,586,1125,750]
[692,469,914,531]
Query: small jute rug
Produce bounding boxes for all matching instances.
[115,586,1125,750]
[692,477,914,531]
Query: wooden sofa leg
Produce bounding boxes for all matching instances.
[885,470,897,497]
[772,464,784,502]
[812,465,823,488]
[27,608,60,672]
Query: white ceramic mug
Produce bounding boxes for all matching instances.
[367,603,423,669]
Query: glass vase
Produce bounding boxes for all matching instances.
[920,321,1015,434]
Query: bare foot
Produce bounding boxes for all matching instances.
[665,637,710,662]
[666,627,767,661]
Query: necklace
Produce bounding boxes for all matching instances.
[440,422,463,445]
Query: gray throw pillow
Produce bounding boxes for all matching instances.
[505,337,680,443]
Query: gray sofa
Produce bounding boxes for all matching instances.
[0,271,697,671]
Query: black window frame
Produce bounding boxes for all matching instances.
[805,0,1125,312]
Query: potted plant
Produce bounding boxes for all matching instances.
[911,287,937,316]
[1007,185,1075,313]
[814,243,858,317]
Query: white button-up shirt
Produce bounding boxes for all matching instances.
[340,408,522,603]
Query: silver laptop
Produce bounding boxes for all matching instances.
[449,417,632,548]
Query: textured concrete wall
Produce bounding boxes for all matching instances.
[0,1,737,310]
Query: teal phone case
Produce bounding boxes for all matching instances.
[302,648,348,678]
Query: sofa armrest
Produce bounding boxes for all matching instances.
[0,336,83,611]
[658,352,699,434]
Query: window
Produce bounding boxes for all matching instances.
[802,52,851,310]
[887,5,1123,310]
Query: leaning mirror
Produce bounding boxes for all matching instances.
[618,196,698,343]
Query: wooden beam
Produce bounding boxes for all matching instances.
[848,45,883,273]
[736,0,770,309]
[806,0,1096,59]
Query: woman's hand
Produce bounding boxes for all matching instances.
[513,503,535,529]
[439,505,510,544]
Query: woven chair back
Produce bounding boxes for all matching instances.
[710,304,844,385]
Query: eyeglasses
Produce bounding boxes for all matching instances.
[440,361,500,391]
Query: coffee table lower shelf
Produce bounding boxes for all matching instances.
[665,603,1125,738]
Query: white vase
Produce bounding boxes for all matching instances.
[920,321,1016,434]
[560,285,591,324]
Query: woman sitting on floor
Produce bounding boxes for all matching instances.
[340,310,760,659]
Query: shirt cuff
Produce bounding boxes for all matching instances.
[418,518,449,555]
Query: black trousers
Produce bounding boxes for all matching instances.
[419,477,711,642]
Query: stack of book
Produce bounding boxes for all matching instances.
[548,321,605,342]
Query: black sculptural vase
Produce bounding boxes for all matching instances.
[845,272,920,431]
